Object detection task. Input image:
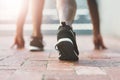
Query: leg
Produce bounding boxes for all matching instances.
[56,0,76,26]
[31,0,44,38]
[13,0,29,49]
[29,0,44,51]
[87,0,107,50]
[56,0,79,61]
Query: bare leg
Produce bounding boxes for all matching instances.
[87,0,107,50]
[31,0,44,39]
[13,0,29,49]
[29,0,44,51]
[56,0,76,26]
[56,0,79,61]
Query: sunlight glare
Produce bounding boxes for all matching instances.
[0,0,24,19]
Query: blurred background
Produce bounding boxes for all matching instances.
[0,0,120,38]
[0,0,90,24]
[0,0,92,35]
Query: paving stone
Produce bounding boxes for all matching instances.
[0,56,8,61]
[0,49,14,56]
[0,54,27,66]
[44,70,77,80]
[45,74,109,80]
[0,35,120,80]
[0,65,20,70]
[75,59,120,67]
[103,52,120,59]
[75,66,106,75]
[77,75,110,80]
[48,57,58,61]
[27,52,49,60]
[47,61,74,70]
[44,70,78,80]
[0,50,15,61]
[8,70,43,80]
[49,53,59,60]
[44,70,76,76]
[0,70,15,80]
[20,60,47,72]
[44,75,78,80]
[49,52,59,57]
[102,67,120,80]
[78,49,120,60]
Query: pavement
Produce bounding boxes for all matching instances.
[0,35,120,80]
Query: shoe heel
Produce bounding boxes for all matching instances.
[56,41,78,61]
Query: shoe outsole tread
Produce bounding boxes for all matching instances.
[57,41,79,61]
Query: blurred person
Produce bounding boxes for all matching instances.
[87,0,107,50]
[55,0,107,61]
[12,0,106,61]
[12,0,44,51]
[13,0,78,61]
[55,0,79,61]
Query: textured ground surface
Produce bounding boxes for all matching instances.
[0,35,120,80]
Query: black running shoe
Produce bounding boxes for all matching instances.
[55,22,79,61]
[29,36,44,51]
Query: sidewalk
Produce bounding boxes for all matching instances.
[0,35,120,80]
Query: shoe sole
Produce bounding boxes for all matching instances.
[29,46,44,51]
[56,41,79,61]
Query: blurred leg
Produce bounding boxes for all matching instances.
[56,0,76,26]
[87,0,107,50]
[55,0,79,61]
[13,0,29,49]
[31,0,44,38]
[29,0,45,51]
